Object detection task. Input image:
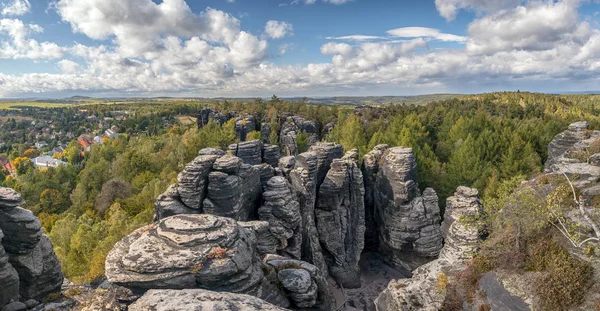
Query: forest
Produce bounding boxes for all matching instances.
[5,91,600,287]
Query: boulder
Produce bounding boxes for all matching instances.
[315,151,365,288]
[129,289,287,311]
[373,147,443,272]
[374,186,484,311]
[0,229,19,307]
[176,154,219,210]
[228,140,263,166]
[258,176,302,259]
[362,144,389,251]
[105,214,289,307]
[239,221,278,256]
[289,152,327,277]
[278,156,296,177]
[265,254,334,310]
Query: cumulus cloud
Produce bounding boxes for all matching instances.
[264,20,293,39]
[1,0,30,16]
[0,18,65,59]
[2,0,600,97]
[435,0,522,21]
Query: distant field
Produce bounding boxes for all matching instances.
[0,101,75,110]
[176,115,198,125]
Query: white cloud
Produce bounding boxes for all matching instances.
[0,18,65,59]
[326,35,384,41]
[264,20,293,39]
[435,0,522,21]
[2,0,600,97]
[1,0,31,16]
[58,59,80,73]
[387,27,467,42]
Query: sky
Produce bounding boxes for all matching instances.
[0,0,599,98]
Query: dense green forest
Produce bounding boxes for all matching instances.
[8,92,600,283]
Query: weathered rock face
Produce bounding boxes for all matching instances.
[280,116,320,156]
[130,289,288,311]
[289,152,328,277]
[363,144,389,251]
[372,147,443,272]
[105,214,289,307]
[154,184,199,221]
[261,122,272,144]
[235,114,257,141]
[263,144,281,168]
[278,156,296,177]
[315,151,365,288]
[309,142,344,187]
[228,140,263,166]
[203,163,262,221]
[0,188,63,305]
[374,187,483,311]
[439,186,482,262]
[265,254,333,311]
[258,176,302,259]
[0,229,19,307]
[176,154,219,210]
[544,121,600,180]
[197,108,233,129]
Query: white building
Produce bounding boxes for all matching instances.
[32,156,67,169]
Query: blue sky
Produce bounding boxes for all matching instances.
[0,0,599,97]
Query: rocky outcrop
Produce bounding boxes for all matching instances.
[309,142,344,187]
[129,289,287,311]
[363,144,389,251]
[289,152,328,277]
[372,147,443,272]
[197,107,233,129]
[105,214,289,307]
[176,154,219,210]
[0,188,63,306]
[279,156,296,177]
[375,186,483,311]
[315,150,365,288]
[263,144,281,168]
[265,254,333,310]
[259,177,302,259]
[203,162,262,221]
[261,122,272,144]
[0,229,19,307]
[235,114,257,141]
[228,140,264,166]
[280,116,319,156]
[544,121,600,180]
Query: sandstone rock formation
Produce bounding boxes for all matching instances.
[261,122,272,144]
[0,229,19,307]
[362,144,389,251]
[280,116,319,156]
[129,289,287,311]
[228,140,263,166]
[544,121,600,180]
[235,114,257,141]
[374,187,483,311]
[263,144,282,168]
[197,107,233,129]
[258,176,302,259]
[370,147,443,272]
[265,254,333,310]
[0,188,63,307]
[176,154,219,210]
[315,150,365,288]
[289,151,328,276]
[105,214,290,307]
